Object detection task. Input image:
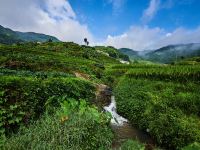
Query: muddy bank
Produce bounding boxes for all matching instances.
[111,123,155,150]
[95,84,112,106]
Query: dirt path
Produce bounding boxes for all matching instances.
[74,72,90,80]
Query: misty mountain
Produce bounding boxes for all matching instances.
[0,25,59,44]
[119,43,200,63]
[119,48,142,60]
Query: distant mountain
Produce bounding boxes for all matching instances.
[119,48,142,60]
[0,25,23,44]
[119,43,200,63]
[145,44,200,63]
[0,25,59,44]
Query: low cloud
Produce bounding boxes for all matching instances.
[104,26,200,50]
[0,0,93,44]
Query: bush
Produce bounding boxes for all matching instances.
[182,142,200,150]
[120,140,145,150]
[3,99,113,150]
[114,77,200,149]
[0,76,95,141]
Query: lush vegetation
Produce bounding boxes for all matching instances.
[1,40,200,149]
[120,140,145,150]
[113,64,200,149]
[95,46,130,61]
[0,42,125,80]
[3,99,113,150]
[182,142,200,150]
[0,41,132,149]
[0,76,96,144]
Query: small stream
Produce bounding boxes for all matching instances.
[104,96,155,150]
[104,96,128,126]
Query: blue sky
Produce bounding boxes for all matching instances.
[0,0,200,50]
[69,0,200,39]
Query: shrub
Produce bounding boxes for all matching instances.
[182,142,200,150]
[0,76,95,141]
[114,77,200,149]
[120,140,145,150]
[3,99,113,150]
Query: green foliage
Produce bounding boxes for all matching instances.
[126,65,200,82]
[175,57,200,65]
[0,76,95,143]
[0,41,130,147]
[95,46,130,61]
[3,99,113,150]
[0,68,74,78]
[182,142,200,150]
[0,42,126,79]
[103,63,162,86]
[114,76,200,149]
[120,140,145,150]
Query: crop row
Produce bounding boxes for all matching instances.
[114,78,200,149]
[126,66,200,82]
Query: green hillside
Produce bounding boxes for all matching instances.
[1,40,200,150]
[104,63,200,149]
[119,48,142,61]
[0,42,131,149]
[0,25,59,44]
[119,43,200,63]
[0,25,23,44]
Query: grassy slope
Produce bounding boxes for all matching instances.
[0,42,134,149]
[1,41,200,149]
[110,63,200,149]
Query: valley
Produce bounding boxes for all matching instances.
[0,40,200,150]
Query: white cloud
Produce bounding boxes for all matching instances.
[141,0,160,24]
[103,26,200,50]
[44,0,76,19]
[107,0,125,14]
[166,33,172,37]
[0,0,93,44]
[0,0,200,50]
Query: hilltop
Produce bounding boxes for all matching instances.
[0,41,129,79]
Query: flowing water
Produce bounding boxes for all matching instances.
[104,96,128,126]
[104,96,155,150]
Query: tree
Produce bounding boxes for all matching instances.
[48,38,53,42]
[84,38,89,46]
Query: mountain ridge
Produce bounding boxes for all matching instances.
[119,43,200,63]
[0,25,59,44]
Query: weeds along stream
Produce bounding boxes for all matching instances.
[99,86,155,149]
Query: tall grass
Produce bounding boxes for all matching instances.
[114,77,200,149]
[3,99,113,150]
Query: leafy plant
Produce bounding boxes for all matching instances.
[120,140,145,150]
[114,74,200,149]
[3,98,113,150]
